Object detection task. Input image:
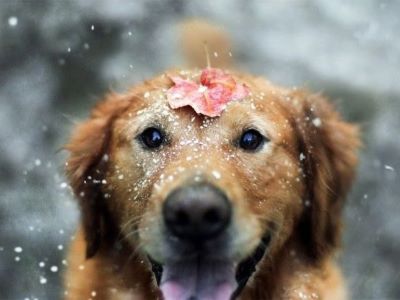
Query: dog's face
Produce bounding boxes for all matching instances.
[66,71,359,300]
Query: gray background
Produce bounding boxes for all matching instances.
[0,1,399,299]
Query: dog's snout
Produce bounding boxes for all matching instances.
[163,183,231,242]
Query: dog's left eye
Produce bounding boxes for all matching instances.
[238,129,266,151]
[140,127,164,149]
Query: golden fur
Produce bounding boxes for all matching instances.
[64,21,359,300]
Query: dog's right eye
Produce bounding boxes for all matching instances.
[140,127,164,149]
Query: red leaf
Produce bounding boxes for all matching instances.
[167,68,249,117]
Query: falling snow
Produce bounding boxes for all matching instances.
[311,118,321,127]
[299,153,306,161]
[0,1,399,299]
[8,16,18,27]
[212,170,221,180]
[14,247,23,253]
[39,277,47,284]
[50,266,58,272]
[384,165,394,171]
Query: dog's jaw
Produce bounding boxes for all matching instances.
[147,231,271,300]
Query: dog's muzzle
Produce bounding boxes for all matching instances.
[147,182,271,300]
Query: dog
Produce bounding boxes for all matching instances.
[64,20,360,300]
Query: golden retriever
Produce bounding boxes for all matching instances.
[64,21,360,300]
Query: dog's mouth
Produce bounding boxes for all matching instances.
[149,232,271,300]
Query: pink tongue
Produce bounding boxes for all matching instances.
[160,258,237,300]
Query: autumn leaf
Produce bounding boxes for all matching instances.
[166,68,249,117]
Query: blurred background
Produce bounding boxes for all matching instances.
[0,0,399,299]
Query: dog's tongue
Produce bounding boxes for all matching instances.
[160,258,237,300]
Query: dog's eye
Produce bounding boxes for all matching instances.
[140,127,164,149]
[239,129,265,151]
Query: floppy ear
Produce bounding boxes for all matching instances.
[292,91,360,260]
[65,94,131,258]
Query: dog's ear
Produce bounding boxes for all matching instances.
[65,94,130,258]
[291,91,360,260]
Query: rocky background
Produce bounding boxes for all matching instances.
[0,1,399,299]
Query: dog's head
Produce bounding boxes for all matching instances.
[66,70,359,300]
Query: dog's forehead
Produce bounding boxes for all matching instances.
[126,87,283,128]
[116,71,293,144]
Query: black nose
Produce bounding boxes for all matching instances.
[163,183,231,242]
